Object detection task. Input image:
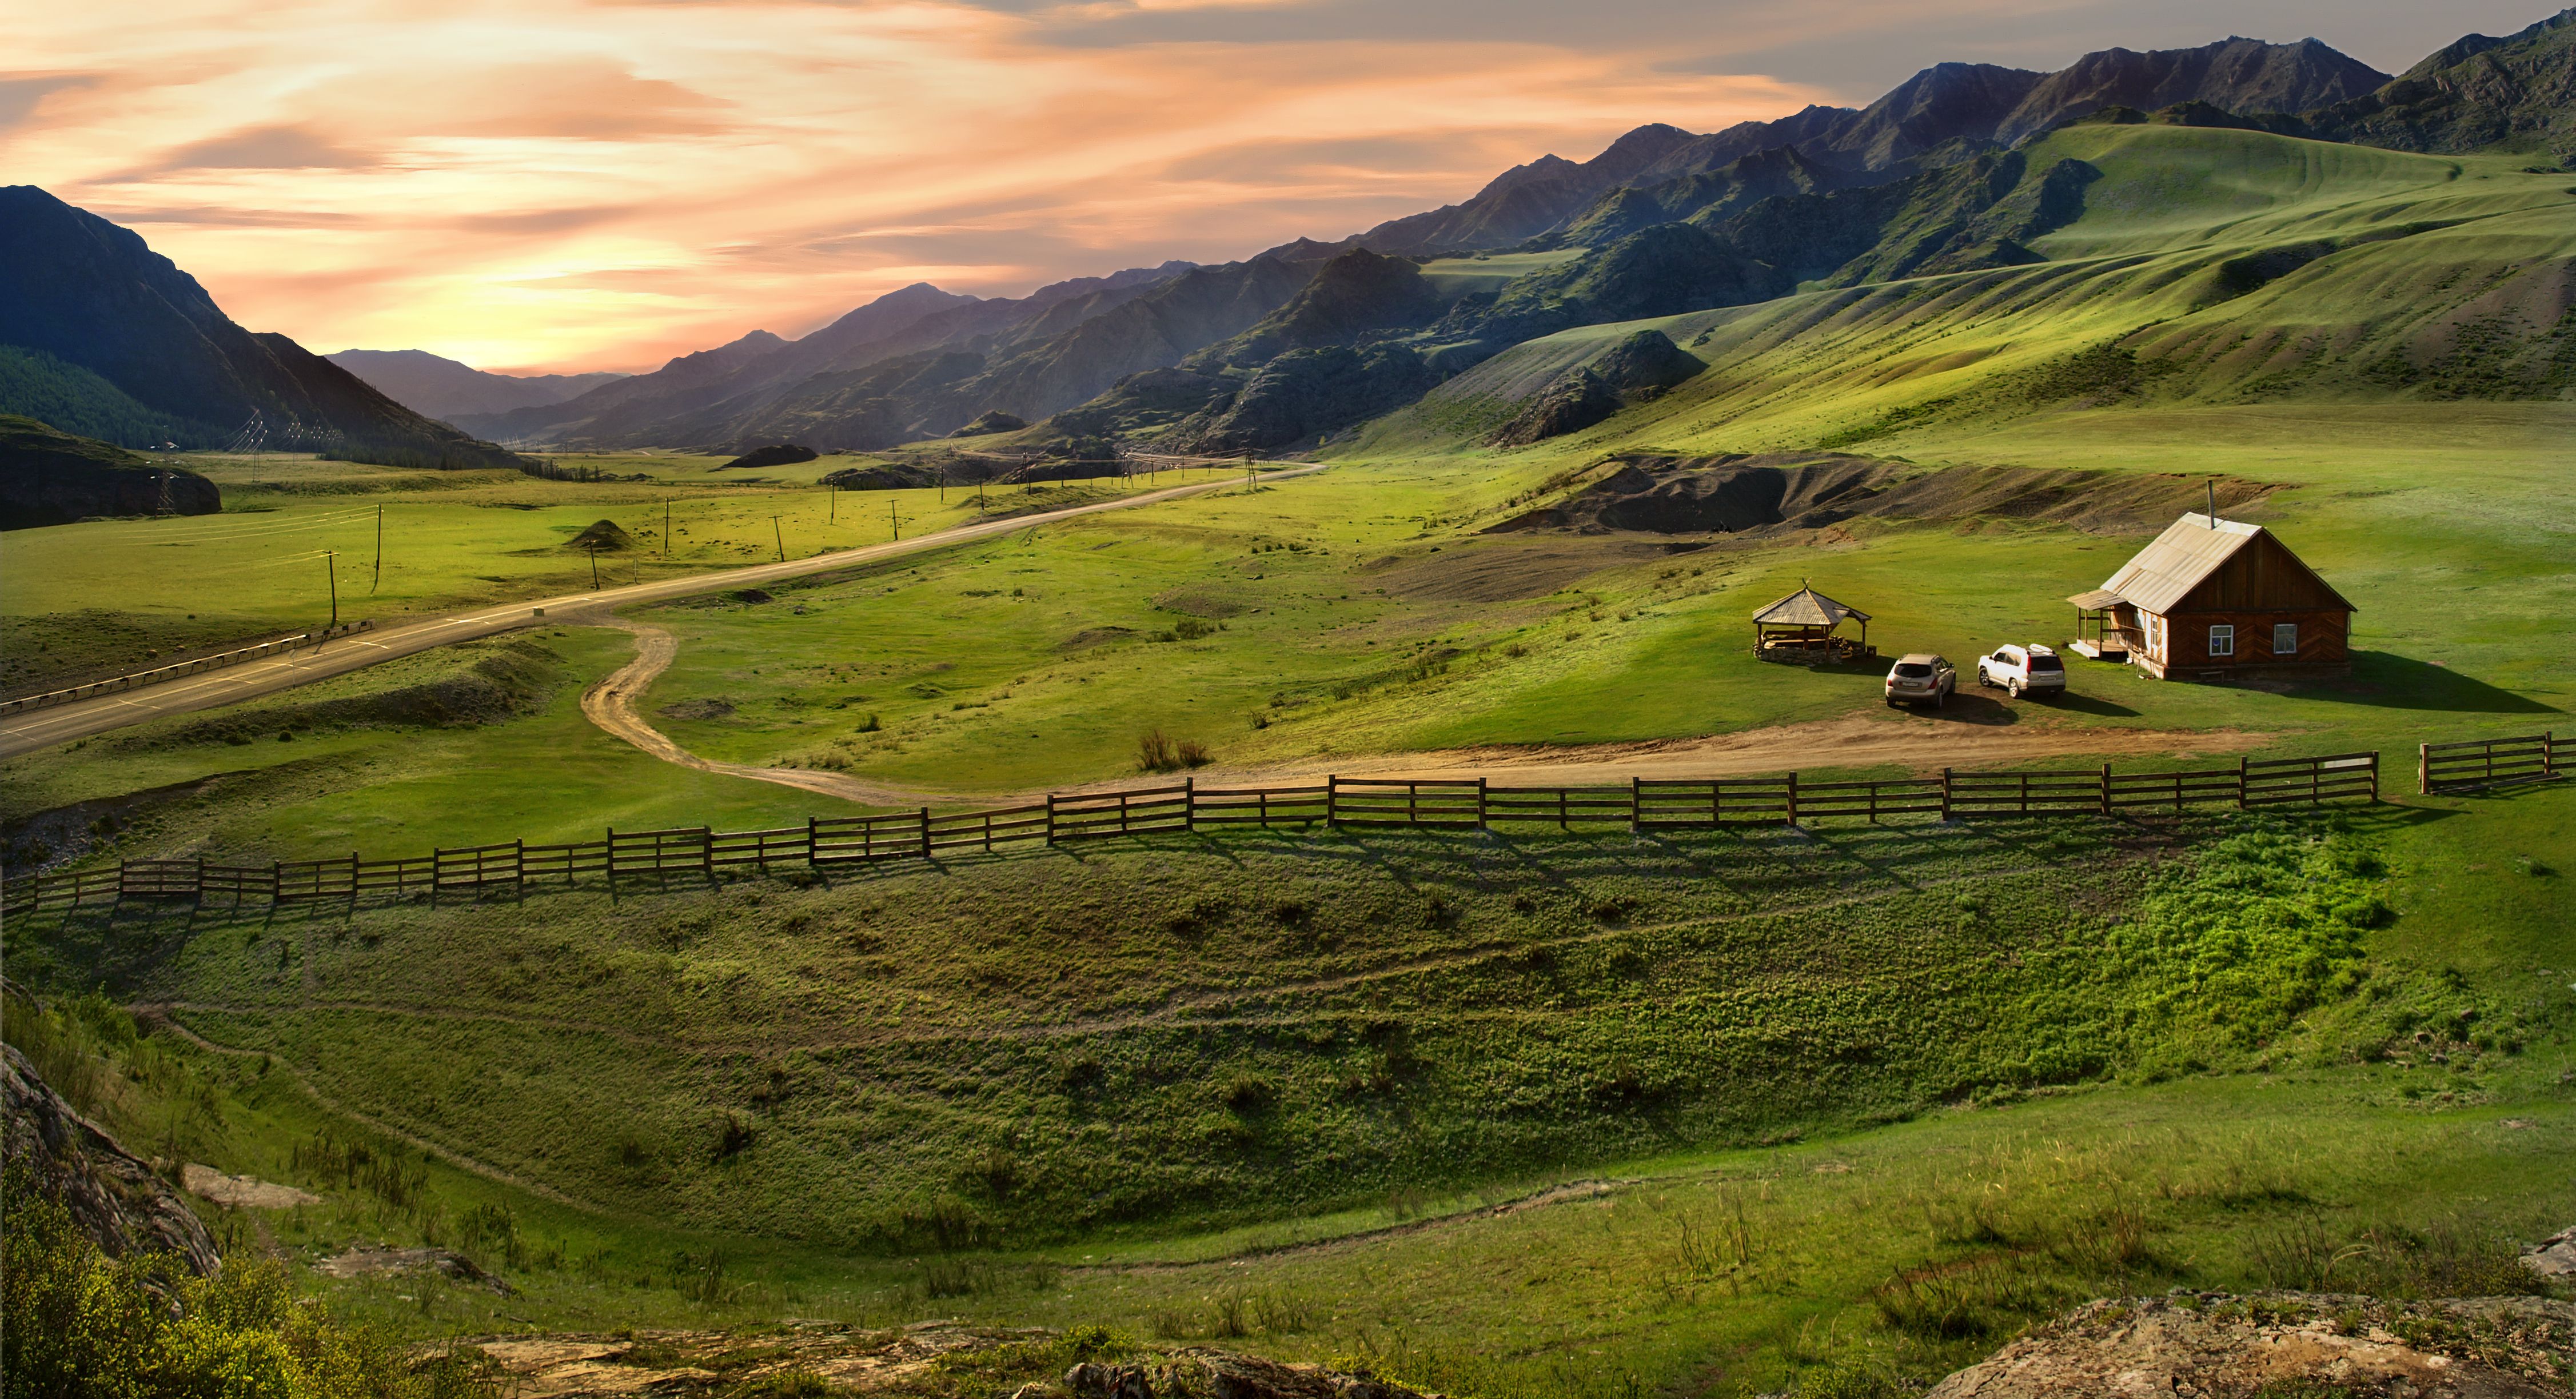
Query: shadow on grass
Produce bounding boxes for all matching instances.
[2041,690,2143,718]
[2288,653,2564,715]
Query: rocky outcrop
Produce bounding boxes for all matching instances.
[1925,1293,2573,1399]
[2,1042,221,1276]
[717,442,818,470]
[0,414,220,529]
[950,411,1028,437]
[2526,1225,2576,1278]
[1488,366,1622,446]
[1163,345,1437,453]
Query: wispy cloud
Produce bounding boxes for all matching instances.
[11,0,2531,372]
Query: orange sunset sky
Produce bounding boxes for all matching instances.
[6,0,2546,374]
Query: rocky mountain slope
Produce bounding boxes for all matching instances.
[0,187,529,471]
[325,349,627,421]
[2,1041,221,1277]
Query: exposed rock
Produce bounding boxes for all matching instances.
[950,411,1028,437]
[1925,1293,2574,1399]
[2526,1225,2576,1278]
[717,442,819,470]
[0,414,220,530]
[563,519,637,551]
[1164,344,1437,453]
[2,1042,222,1276]
[182,1163,319,1209]
[1589,329,1706,395]
[1487,366,1622,446]
[315,1245,513,1294]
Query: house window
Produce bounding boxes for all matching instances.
[2208,625,2235,658]
[2145,615,2163,655]
[2273,622,2297,655]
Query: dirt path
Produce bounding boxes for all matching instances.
[583,619,2271,808]
[0,467,1319,761]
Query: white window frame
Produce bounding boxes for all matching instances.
[2208,624,2235,658]
[2145,614,2163,655]
[2273,622,2297,655]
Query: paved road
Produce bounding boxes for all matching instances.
[0,469,1318,760]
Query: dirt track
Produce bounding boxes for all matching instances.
[581,619,2269,806]
[0,468,1317,761]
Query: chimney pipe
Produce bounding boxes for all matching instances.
[2207,479,2216,527]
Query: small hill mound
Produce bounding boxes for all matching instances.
[948,411,1027,437]
[564,519,637,551]
[0,414,220,529]
[1489,366,1622,447]
[717,443,818,470]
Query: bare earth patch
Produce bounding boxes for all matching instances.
[1927,1293,2573,1398]
[182,1163,319,1209]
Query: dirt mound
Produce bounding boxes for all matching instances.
[1928,1293,2573,1398]
[1489,453,2278,538]
[316,1246,512,1294]
[564,519,637,551]
[718,443,818,470]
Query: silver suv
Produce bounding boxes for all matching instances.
[1884,653,1955,709]
[1977,643,2066,698]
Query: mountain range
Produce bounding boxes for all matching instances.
[0,187,529,470]
[9,9,2570,470]
[324,350,627,422]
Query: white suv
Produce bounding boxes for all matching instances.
[1977,643,2065,698]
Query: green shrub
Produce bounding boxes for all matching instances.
[2,1169,497,1399]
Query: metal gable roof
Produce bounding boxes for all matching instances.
[1751,585,1871,626]
[2099,513,2262,615]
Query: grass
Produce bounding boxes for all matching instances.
[0,451,1245,695]
[4,117,2574,1399]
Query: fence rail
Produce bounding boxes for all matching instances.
[0,737,2501,919]
[2419,732,2559,795]
[0,622,376,716]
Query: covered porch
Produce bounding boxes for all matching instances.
[2065,587,2138,662]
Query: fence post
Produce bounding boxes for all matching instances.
[1786,769,1799,828]
[1477,777,1489,830]
[1628,776,1640,832]
[920,807,932,860]
[513,838,525,887]
[1184,776,1196,833]
[2368,750,2380,804]
[1044,794,1057,845]
[1326,774,1339,828]
[2099,763,2111,817]
[2546,730,2558,780]
[701,828,715,877]
[2237,757,2249,810]
[807,816,819,867]
[193,856,205,905]
[1940,768,1952,822]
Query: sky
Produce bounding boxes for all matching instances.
[6,0,2555,374]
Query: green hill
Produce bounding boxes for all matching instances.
[1373,126,2575,458]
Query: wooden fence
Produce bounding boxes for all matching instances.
[5,742,2515,920]
[2419,731,2561,795]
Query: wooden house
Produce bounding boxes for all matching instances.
[2066,513,2353,679]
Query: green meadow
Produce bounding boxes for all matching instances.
[5,117,2573,1399]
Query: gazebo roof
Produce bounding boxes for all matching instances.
[1751,585,1870,627]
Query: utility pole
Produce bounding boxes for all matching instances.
[890,501,899,541]
[772,515,785,561]
[828,484,835,525]
[372,505,382,594]
[587,541,600,590]
[665,499,672,558]
[324,551,338,630]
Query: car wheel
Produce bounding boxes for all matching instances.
[2008,679,2023,698]
[1977,667,1991,687]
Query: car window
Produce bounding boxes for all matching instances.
[1893,663,1931,677]
[2031,654,2063,671]
[1994,650,2012,662]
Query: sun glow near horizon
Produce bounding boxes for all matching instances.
[6,0,1834,374]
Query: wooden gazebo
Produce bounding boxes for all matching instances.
[1751,583,1873,663]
